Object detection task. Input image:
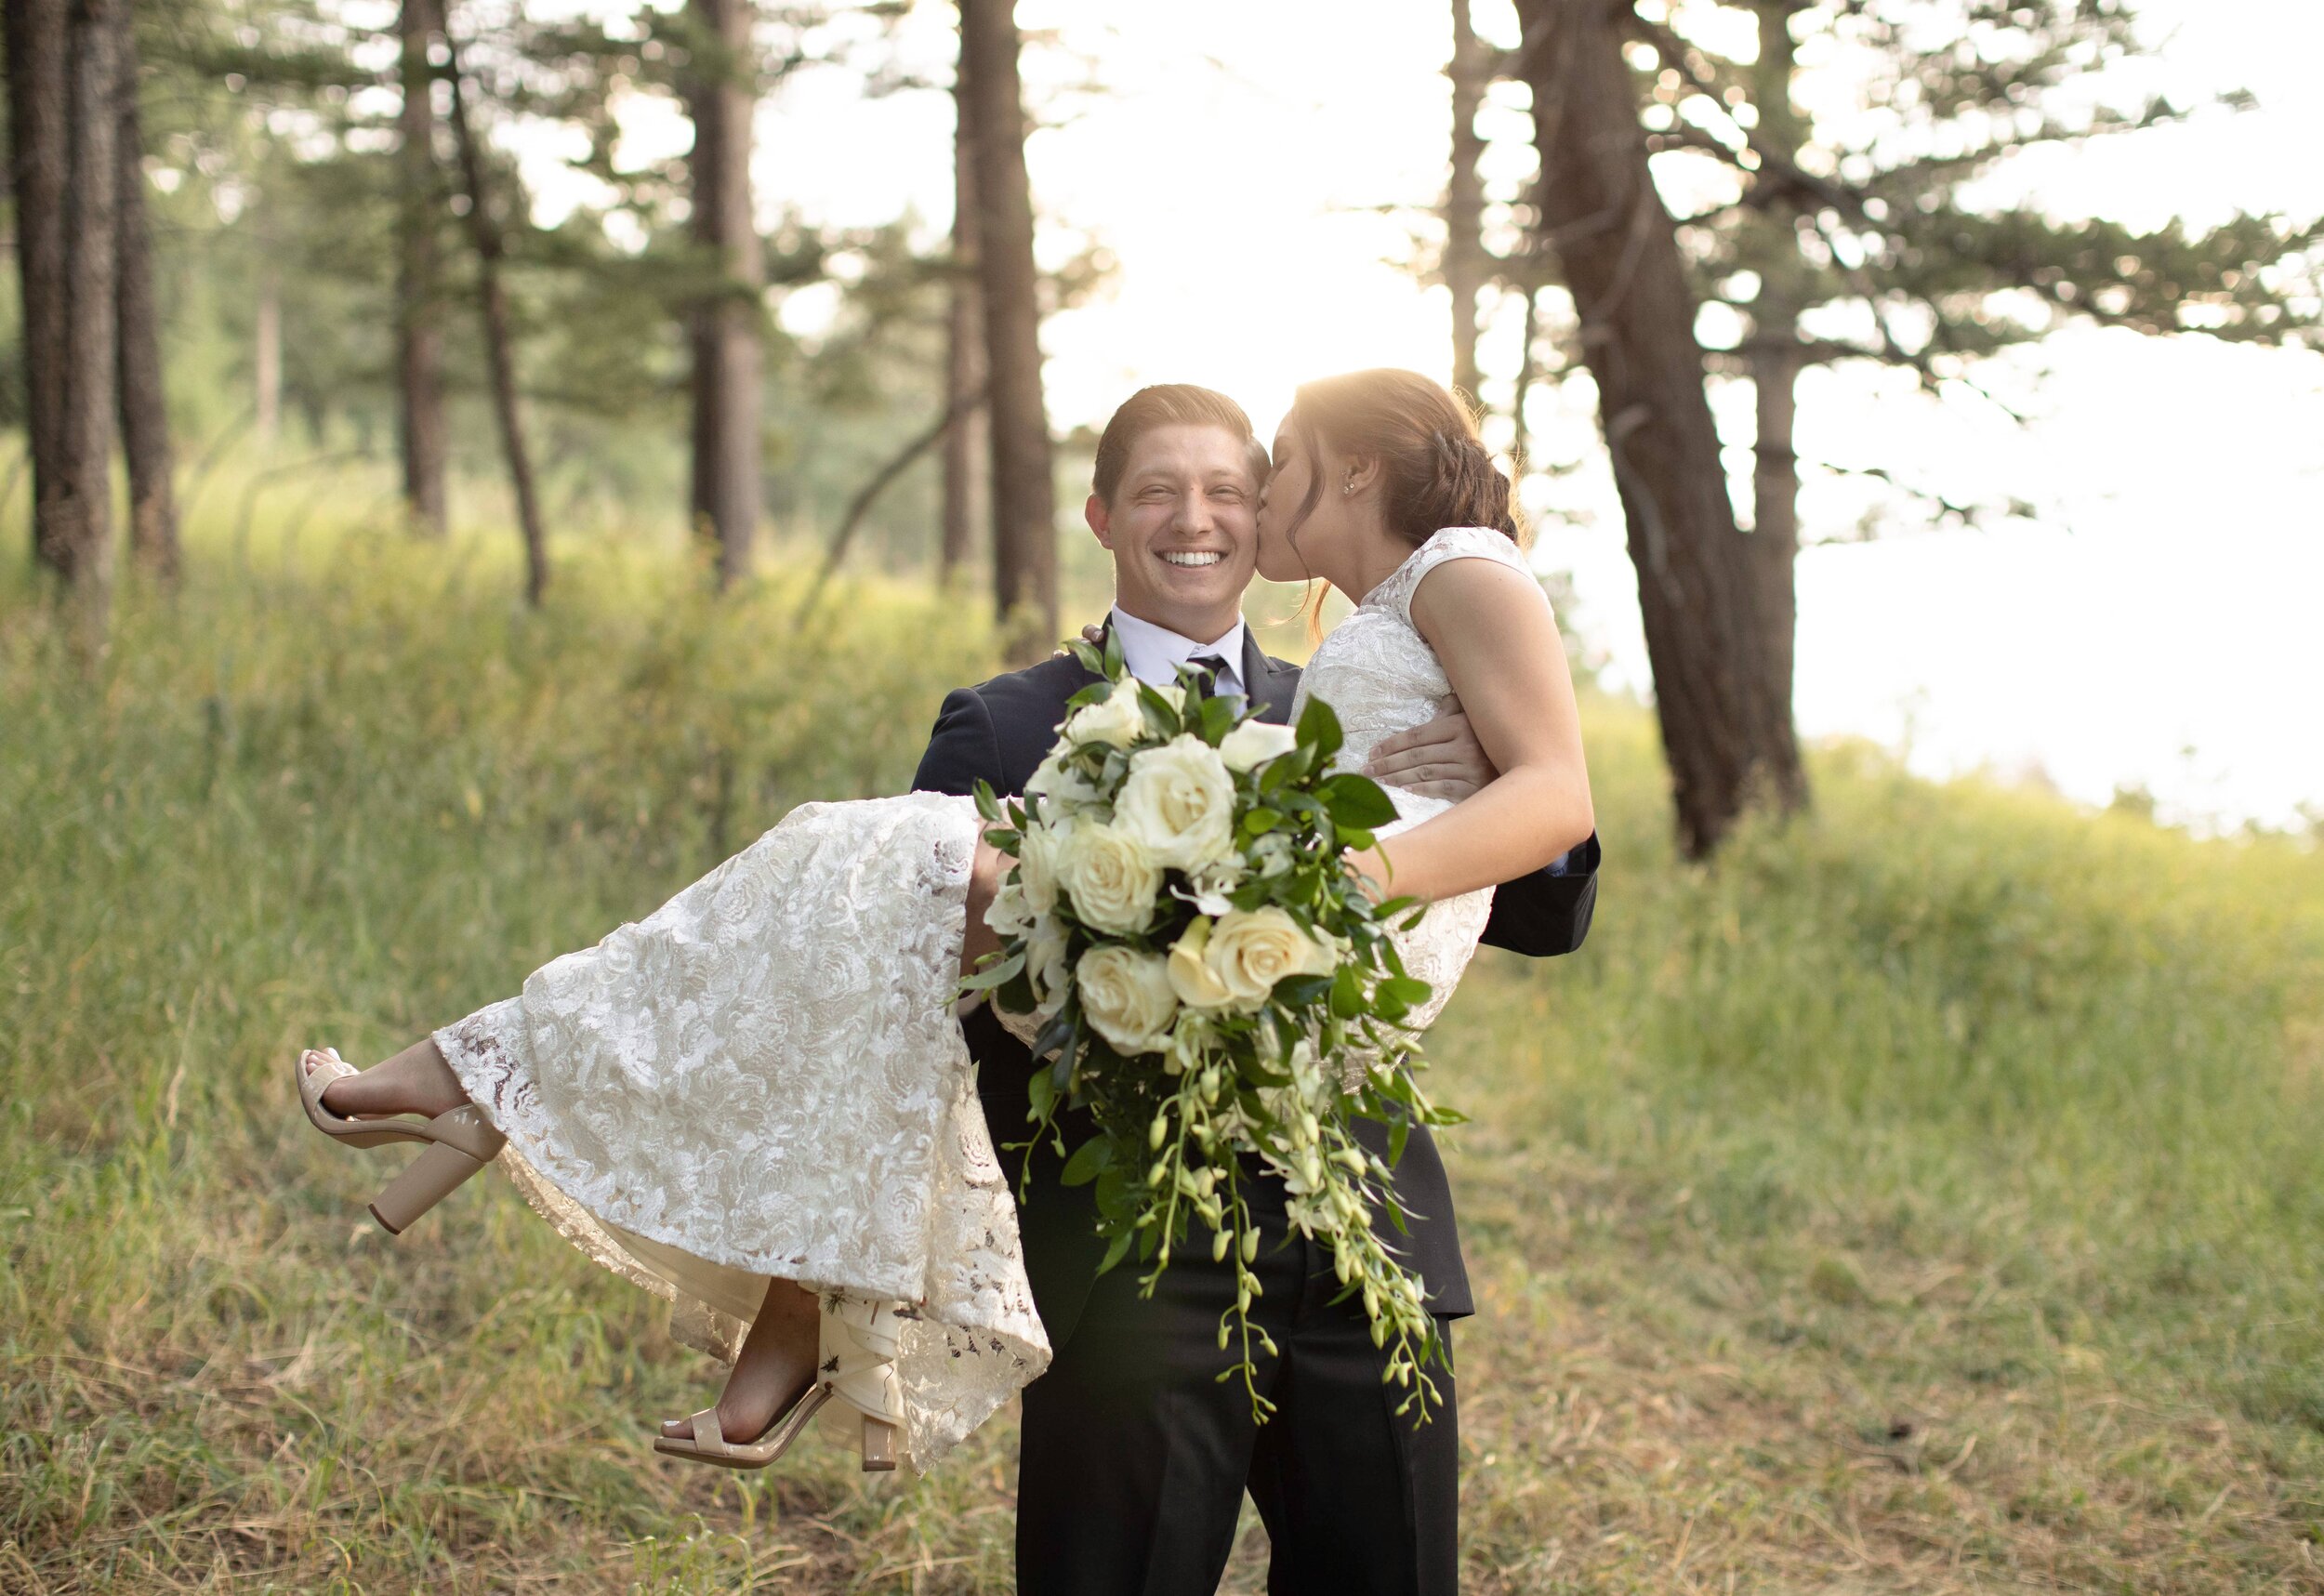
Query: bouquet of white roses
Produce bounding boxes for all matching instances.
[965,634,1461,1417]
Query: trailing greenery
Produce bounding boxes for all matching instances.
[3,514,2320,1591]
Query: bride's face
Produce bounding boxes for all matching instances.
[1255,422,1347,587]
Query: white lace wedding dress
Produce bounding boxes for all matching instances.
[433,526,1526,1471]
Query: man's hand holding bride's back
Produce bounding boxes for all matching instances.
[1362,709,1497,801]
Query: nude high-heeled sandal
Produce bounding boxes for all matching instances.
[295,1048,507,1233]
[654,1293,909,1473]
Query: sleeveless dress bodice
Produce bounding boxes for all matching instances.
[1287,526,1538,1042]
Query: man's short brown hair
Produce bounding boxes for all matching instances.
[1091,384,1272,505]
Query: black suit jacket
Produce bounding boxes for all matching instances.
[911,626,1599,1347]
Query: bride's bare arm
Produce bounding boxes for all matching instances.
[959,825,1008,978]
[1347,559,1593,904]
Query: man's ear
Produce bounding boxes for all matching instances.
[1085,492,1115,548]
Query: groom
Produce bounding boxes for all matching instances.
[912,385,1598,1595]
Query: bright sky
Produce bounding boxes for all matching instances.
[529,0,2324,834]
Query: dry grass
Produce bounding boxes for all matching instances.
[4,517,2320,1591]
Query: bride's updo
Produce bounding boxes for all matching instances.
[1279,369,1524,550]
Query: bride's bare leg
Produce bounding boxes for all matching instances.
[307,1038,469,1120]
[662,1280,821,1444]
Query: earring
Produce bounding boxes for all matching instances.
[1341,476,1355,495]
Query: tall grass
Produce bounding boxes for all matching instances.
[3,512,2320,1591]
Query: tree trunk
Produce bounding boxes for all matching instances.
[1749,330,1801,718]
[683,0,761,590]
[114,7,177,578]
[1744,1,1811,732]
[395,0,449,536]
[1510,276,1539,468]
[1513,0,1802,856]
[442,18,548,605]
[940,75,986,582]
[6,0,70,573]
[959,0,1056,663]
[55,0,120,618]
[1446,0,1489,403]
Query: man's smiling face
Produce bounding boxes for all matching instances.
[1086,422,1262,644]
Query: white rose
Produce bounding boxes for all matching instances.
[1076,944,1179,1055]
[1218,719,1300,772]
[1063,679,1145,749]
[1116,735,1236,872]
[1206,906,1338,1009]
[1017,816,1069,915]
[1166,917,1238,1010]
[1056,820,1162,935]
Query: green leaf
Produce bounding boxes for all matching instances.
[971,780,1003,824]
[959,950,1025,992]
[1095,1229,1134,1276]
[1258,750,1304,795]
[1388,1111,1411,1167]
[1067,638,1107,679]
[1241,808,1282,837]
[1317,772,1399,830]
[1102,625,1128,680]
[1064,680,1112,711]
[995,969,1037,1017]
[1060,1137,1113,1187]
[1273,972,1333,1009]
[1295,694,1344,762]
[1137,681,1182,740]
[1198,694,1236,745]
[1336,825,1376,851]
[1028,1008,1076,1062]
[1026,1066,1056,1122]
[1330,964,1365,1019]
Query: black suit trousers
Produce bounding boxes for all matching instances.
[1015,1173,1459,1596]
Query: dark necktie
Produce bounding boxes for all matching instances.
[1186,653,1233,703]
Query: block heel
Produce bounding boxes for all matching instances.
[368,1131,496,1234]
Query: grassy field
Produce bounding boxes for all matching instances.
[3,520,2321,1592]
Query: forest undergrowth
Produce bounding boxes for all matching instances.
[3,518,2321,1593]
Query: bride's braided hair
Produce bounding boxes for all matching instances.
[1276,368,1525,554]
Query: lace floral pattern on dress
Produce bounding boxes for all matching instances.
[434,791,1048,1471]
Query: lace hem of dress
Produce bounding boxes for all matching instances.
[432,792,1050,1471]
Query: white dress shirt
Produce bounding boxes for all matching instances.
[1106,607,1248,702]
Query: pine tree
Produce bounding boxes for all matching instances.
[1506,0,2320,855]
[959,0,1057,663]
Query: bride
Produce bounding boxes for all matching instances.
[294,368,1594,1476]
